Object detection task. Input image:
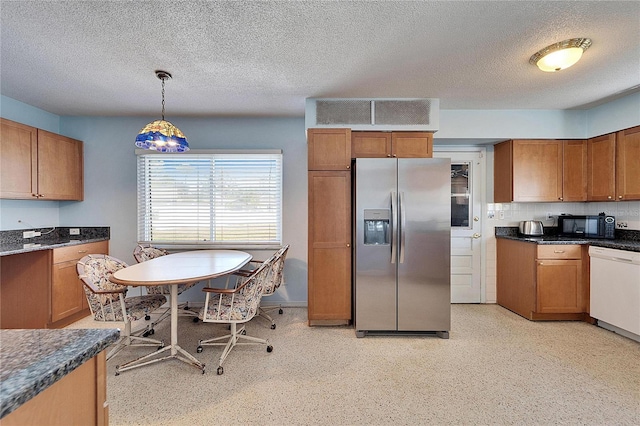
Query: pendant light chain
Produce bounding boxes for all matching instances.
[161,77,166,121]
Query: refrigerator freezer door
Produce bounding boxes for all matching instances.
[397,158,451,331]
[355,159,397,331]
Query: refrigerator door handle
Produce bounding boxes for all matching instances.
[399,191,406,263]
[391,191,397,264]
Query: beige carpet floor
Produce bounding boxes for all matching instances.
[68,304,639,426]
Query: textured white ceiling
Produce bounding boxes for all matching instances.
[1,1,639,117]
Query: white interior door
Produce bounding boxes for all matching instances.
[434,149,484,303]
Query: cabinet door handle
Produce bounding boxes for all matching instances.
[558,197,563,201]
[618,195,623,199]
[553,250,565,253]
[346,165,350,169]
[78,250,88,253]
[607,195,612,199]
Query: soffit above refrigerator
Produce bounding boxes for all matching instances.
[305,98,439,132]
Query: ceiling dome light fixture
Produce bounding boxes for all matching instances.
[529,38,592,72]
[135,70,189,152]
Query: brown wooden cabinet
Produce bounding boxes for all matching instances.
[2,351,108,426]
[51,241,108,327]
[494,139,586,202]
[307,170,352,325]
[351,131,433,158]
[307,128,351,170]
[0,118,83,200]
[0,241,108,329]
[587,132,616,201]
[497,238,588,321]
[615,126,640,201]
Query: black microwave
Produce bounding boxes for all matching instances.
[557,214,615,239]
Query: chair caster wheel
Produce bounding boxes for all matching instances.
[196,346,203,353]
[143,330,150,337]
[145,314,151,321]
[217,366,224,375]
[149,328,155,335]
[115,366,120,376]
[270,324,276,330]
[267,345,273,353]
[241,329,247,335]
[193,317,199,323]
[278,309,283,314]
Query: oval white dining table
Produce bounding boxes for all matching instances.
[110,249,252,374]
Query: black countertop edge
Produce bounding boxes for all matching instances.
[0,328,119,419]
[495,228,640,252]
[0,237,109,257]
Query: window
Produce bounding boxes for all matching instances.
[137,150,282,247]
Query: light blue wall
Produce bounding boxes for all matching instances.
[58,115,309,305]
[586,92,640,137]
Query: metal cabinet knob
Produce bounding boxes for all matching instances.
[472,233,481,239]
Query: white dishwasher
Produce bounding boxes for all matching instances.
[589,246,640,341]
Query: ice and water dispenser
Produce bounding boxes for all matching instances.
[363,209,390,245]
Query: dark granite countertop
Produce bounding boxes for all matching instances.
[0,227,109,257]
[0,328,119,419]
[495,227,640,252]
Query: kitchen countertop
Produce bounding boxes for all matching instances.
[0,237,109,257]
[0,328,119,419]
[495,227,640,252]
[0,227,110,257]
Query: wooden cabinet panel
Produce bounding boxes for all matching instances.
[307,171,351,324]
[537,244,581,260]
[0,118,83,201]
[51,241,108,327]
[587,133,616,201]
[391,132,432,158]
[0,251,51,329]
[562,140,587,201]
[2,351,108,426]
[0,118,37,199]
[496,238,536,318]
[351,132,391,157]
[494,139,587,203]
[536,259,582,313]
[308,128,351,170]
[512,140,563,202]
[616,126,640,201]
[37,130,84,200]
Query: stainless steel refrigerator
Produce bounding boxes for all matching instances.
[354,158,450,338]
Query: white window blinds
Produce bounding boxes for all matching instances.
[137,151,282,246]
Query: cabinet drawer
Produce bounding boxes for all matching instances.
[53,241,109,263]
[537,245,582,260]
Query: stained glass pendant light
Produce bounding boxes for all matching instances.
[135,70,189,152]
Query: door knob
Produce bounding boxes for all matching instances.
[473,216,479,222]
[472,233,481,239]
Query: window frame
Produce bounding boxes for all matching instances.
[136,149,283,250]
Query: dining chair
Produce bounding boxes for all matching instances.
[230,244,289,329]
[196,261,273,375]
[76,254,167,361]
[133,243,199,322]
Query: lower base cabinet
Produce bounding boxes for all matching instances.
[497,239,588,320]
[0,240,109,329]
[1,351,108,426]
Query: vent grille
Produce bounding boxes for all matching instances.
[306,98,439,131]
[374,100,431,125]
[316,100,371,125]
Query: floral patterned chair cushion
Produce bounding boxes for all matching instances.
[77,254,166,322]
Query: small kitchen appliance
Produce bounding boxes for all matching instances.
[518,220,544,236]
[557,214,615,239]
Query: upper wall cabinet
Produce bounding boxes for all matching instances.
[615,126,640,201]
[588,125,640,202]
[494,139,586,203]
[307,128,351,171]
[351,131,433,158]
[0,118,83,201]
